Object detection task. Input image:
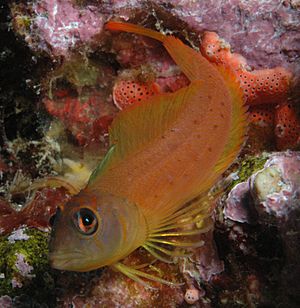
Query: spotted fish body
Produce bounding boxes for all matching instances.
[49,22,247,285]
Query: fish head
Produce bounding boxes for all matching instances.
[49,190,145,271]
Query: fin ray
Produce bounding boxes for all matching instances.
[112,262,182,287]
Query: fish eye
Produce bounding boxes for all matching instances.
[73,208,99,235]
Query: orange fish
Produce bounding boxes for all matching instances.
[49,21,247,286]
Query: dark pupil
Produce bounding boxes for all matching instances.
[82,214,93,226]
[80,209,94,226]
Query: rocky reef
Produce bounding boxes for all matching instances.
[0,0,299,307]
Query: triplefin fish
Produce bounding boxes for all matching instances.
[49,21,248,286]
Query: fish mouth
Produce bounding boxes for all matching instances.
[49,251,88,271]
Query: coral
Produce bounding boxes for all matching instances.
[236,68,292,106]
[43,55,117,146]
[0,227,55,305]
[228,154,269,191]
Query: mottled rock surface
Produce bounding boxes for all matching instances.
[11,0,300,71]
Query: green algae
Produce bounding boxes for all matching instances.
[229,153,269,190]
[0,228,56,305]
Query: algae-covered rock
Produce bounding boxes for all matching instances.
[228,153,269,190]
[0,227,56,306]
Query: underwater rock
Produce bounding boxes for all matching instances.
[10,0,300,70]
[55,255,185,307]
[11,0,104,57]
[224,151,300,306]
[180,230,224,283]
[224,182,258,224]
[0,188,70,235]
[0,227,56,306]
[251,151,300,220]
[0,295,12,308]
[225,151,300,222]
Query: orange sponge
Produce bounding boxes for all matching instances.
[238,68,292,105]
[275,102,300,150]
[200,31,248,72]
[113,79,160,110]
[200,32,292,106]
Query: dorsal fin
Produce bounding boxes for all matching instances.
[212,66,248,174]
[107,82,201,167]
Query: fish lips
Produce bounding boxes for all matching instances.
[49,250,87,271]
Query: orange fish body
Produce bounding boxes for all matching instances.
[49,22,247,285]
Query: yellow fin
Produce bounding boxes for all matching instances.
[112,262,183,288]
[88,145,116,184]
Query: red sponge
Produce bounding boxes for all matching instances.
[113,80,160,110]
